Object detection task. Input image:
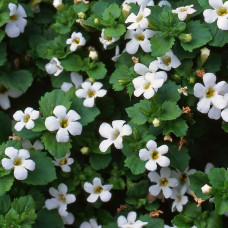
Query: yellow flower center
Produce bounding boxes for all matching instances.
[180,7,188,12]
[136,14,143,22]
[87,90,96,98]
[105,35,112,41]
[10,14,18,22]
[217,7,228,16]
[143,82,151,90]
[58,194,66,202]
[94,186,103,193]
[13,157,22,166]
[60,119,69,128]
[0,85,8,94]
[24,114,30,123]
[151,150,159,160]
[112,130,120,140]
[136,33,145,41]
[162,56,171,66]
[205,88,215,98]
[73,38,80,44]
[160,177,168,186]
[179,173,187,184]
[177,194,182,203]
[59,158,67,166]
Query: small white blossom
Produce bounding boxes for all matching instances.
[84,177,113,203]
[125,6,151,30]
[99,120,132,152]
[125,27,156,54]
[80,219,101,228]
[117,211,148,228]
[61,72,83,92]
[99,29,120,49]
[45,105,82,142]
[1,147,35,180]
[76,82,107,107]
[45,183,76,217]
[172,5,196,21]
[45,57,63,76]
[134,60,160,74]
[0,84,22,110]
[139,140,170,171]
[203,0,228,30]
[5,3,27,38]
[201,184,212,194]
[178,86,188,96]
[205,162,214,174]
[53,153,74,172]
[194,73,228,114]
[22,139,44,151]
[89,50,98,60]
[158,1,171,7]
[157,50,181,71]
[123,0,154,7]
[62,213,75,225]
[66,32,86,52]
[53,0,62,8]
[148,167,178,199]
[170,188,188,212]
[13,107,39,131]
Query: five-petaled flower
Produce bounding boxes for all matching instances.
[66,32,86,52]
[45,57,63,76]
[53,153,74,172]
[172,5,196,21]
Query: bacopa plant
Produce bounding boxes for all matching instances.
[0,0,228,227]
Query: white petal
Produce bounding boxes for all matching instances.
[162,186,172,198]
[149,184,161,196]
[76,89,87,98]
[211,95,227,109]
[66,110,81,121]
[194,83,206,98]
[168,178,179,187]
[1,158,14,170]
[30,110,39,120]
[71,72,83,89]
[139,149,150,161]
[61,82,73,92]
[148,171,160,182]
[127,211,137,223]
[140,39,151,53]
[5,21,20,38]
[87,193,99,203]
[112,120,126,130]
[143,88,154,99]
[171,55,181,68]
[14,122,25,131]
[18,149,30,159]
[23,160,35,171]
[49,187,59,198]
[56,128,69,143]
[221,108,228,122]
[13,110,24,121]
[45,116,60,131]
[126,40,139,54]
[215,81,228,94]
[99,123,113,138]
[157,156,170,167]
[58,183,68,194]
[0,95,10,110]
[203,73,216,88]
[83,98,95,107]
[14,166,28,180]
[145,160,157,171]
[157,145,168,155]
[15,18,27,33]
[197,98,211,113]
[134,88,144,97]
[5,147,18,159]
[120,124,132,136]
[53,105,67,118]
[45,198,59,210]
[67,121,82,136]
[160,167,171,177]
[100,191,112,202]
[25,120,35,129]
[134,63,149,76]
[99,139,113,152]
[96,89,107,97]
[146,140,157,151]
[118,216,127,226]
[61,165,71,172]
[208,106,221,120]
[155,71,167,82]
[203,9,218,24]
[84,182,94,193]
[93,177,102,186]
[217,16,228,30]
[66,194,76,204]
[209,0,224,9]
[113,137,123,149]
[58,204,68,217]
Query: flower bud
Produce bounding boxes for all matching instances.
[80,147,89,155]
[122,4,131,17]
[89,77,95,83]
[189,76,195,84]
[94,18,99,24]
[78,12,86,19]
[53,0,64,9]
[178,33,192,43]
[89,50,98,60]
[152,118,160,127]
[198,47,210,67]
[201,184,212,194]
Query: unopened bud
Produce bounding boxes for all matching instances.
[198,47,210,67]
[78,12,86,19]
[94,18,99,24]
[89,77,95,83]
[152,118,160,127]
[178,33,192,43]
[80,147,89,154]
[189,76,195,84]
[201,184,212,194]
[53,0,64,9]
[122,4,131,17]
[89,50,98,60]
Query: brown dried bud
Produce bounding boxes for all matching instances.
[178,137,187,151]
[9,134,22,141]
[132,56,139,64]
[24,54,31,62]
[164,134,173,142]
[149,210,163,218]
[117,205,128,213]
[14,58,20,69]
[196,70,205,78]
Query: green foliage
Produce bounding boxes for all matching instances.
[0,111,11,143]
[89,153,112,170]
[0,42,7,67]
[61,54,83,72]
[0,176,14,196]
[86,62,107,80]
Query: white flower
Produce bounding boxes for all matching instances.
[205,162,214,174]
[125,27,156,54]
[89,50,98,60]
[22,139,44,151]
[219,94,228,122]
[178,86,188,96]
[112,45,121,62]
[53,153,74,172]
[172,168,196,194]
[99,120,132,152]
[193,73,227,114]
[45,183,76,217]
[45,57,63,76]
[172,5,196,21]
[139,140,170,171]
[99,29,120,49]
[117,211,148,228]
[76,82,107,107]
[13,107,39,131]
[66,32,86,52]
[134,60,160,74]
[125,6,151,30]
[84,177,113,203]
[5,3,27,38]
[170,188,188,212]
[80,219,102,228]
[1,147,35,180]
[148,167,178,199]
[158,1,171,7]
[0,84,22,110]
[123,0,154,7]
[201,184,212,194]
[53,0,62,8]
[62,213,75,225]
[157,50,181,71]
[61,72,83,92]
[45,105,82,142]
[203,0,228,30]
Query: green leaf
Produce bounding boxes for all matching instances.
[208,168,227,188]
[0,12,9,27]
[0,194,11,215]
[73,1,89,13]
[61,54,83,72]
[147,6,163,30]
[124,155,146,175]
[34,209,64,228]
[71,98,100,126]
[89,153,112,170]
[163,118,188,137]
[214,197,228,215]
[198,0,211,8]
[151,33,175,57]
[139,215,164,228]
[41,132,72,158]
[206,211,223,228]
[0,70,33,92]
[86,62,107,80]
[11,195,35,214]
[12,128,41,140]
[103,3,121,20]
[204,52,221,73]
[160,101,182,121]
[222,122,228,133]
[0,42,7,67]
[167,145,190,172]
[0,30,5,42]
[32,118,46,132]
[39,89,72,117]
[24,150,56,185]
[0,176,14,196]
[189,171,210,200]
[105,24,126,37]
[0,111,11,143]
[180,21,212,52]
